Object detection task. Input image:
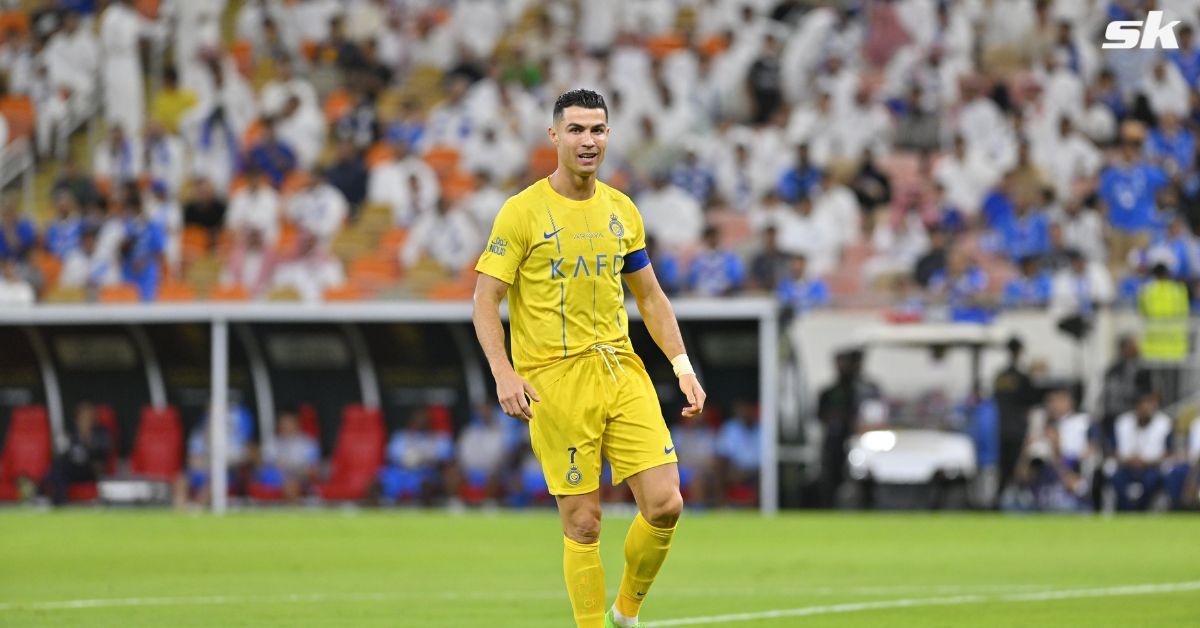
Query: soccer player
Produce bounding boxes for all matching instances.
[472,89,706,628]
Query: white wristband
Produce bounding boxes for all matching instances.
[670,354,695,378]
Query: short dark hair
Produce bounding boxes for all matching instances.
[553,89,608,123]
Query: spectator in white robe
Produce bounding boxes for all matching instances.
[777,195,839,277]
[93,125,143,187]
[367,140,440,227]
[637,174,705,250]
[400,199,482,275]
[226,168,281,247]
[286,172,348,248]
[101,0,165,139]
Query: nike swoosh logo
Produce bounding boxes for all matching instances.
[544,227,564,239]
[636,591,646,597]
[664,445,675,455]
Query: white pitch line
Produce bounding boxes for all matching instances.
[644,581,1200,626]
[0,584,1056,613]
[2,581,1197,617]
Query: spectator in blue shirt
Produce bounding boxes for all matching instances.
[715,400,761,505]
[671,148,717,205]
[378,408,454,503]
[1093,69,1128,120]
[1145,113,1195,177]
[386,98,427,151]
[777,143,822,203]
[776,253,830,316]
[981,174,1016,234]
[0,200,37,262]
[645,235,681,296]
[44,192,84,259]
[244,119,298,188]
[1003,199,1051,261]
[1002,256,1052,308]
[928,249,991,322]
[1167,24,1200,88]
[1099,136,1169,234]
[688,226,745,296]
[118,201,166,301]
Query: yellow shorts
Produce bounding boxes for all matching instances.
[524,347,677,496]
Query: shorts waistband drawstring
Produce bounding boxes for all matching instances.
[590,344,626,383]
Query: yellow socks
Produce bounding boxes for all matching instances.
[615,513,676,618]
[563,536,606,627]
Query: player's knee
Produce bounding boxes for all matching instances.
[645,490,683,528]
[564,509,602,544]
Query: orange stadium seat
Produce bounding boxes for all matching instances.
[241,119,265,148]
[378,228,409,255]
[0,12,31,37]
[527,145,557,177]
[0,95,35,142]
[426,280,473,301]
[275,222,300,254]
[209,284,251,301]
[157,281,198,302]
[349,255,400,290]
[365,142,395,168]
[181,226,211,260]
[0,405,52,501]
[440,170,476,204]
[130,406,182,482]
[231,39,255,76]
[646,34,686,59]
[423,146,460,178]
[134,0,159,18]
[99,283,141,303]
[280,171,312,196]
[323,89,354,124]
[30,251,62,289]
[323,285,366,301]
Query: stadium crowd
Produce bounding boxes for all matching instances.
[0,0,1196,318]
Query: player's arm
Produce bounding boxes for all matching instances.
[472,272,540,420]
[625,264,706,417]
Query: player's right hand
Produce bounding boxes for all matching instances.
[496,370,540,421]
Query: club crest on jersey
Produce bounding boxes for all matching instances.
[488,237,508,256]
[608,213,624,238]
[566,466,583,486]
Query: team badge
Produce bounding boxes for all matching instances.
[608,213,624,238]
[566,466,583,486]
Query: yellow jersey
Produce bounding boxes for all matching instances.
[475,177,649,373]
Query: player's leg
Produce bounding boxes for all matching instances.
[557,490,606,627]
[612,463,681,625]
[603,355,682,626]
[527,361,608,627]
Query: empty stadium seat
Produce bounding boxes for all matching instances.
[129,406,182,482]
[317,405,384,501]
[157,281,199,302]
[422,146,459,178]
[95,404,120,475]
[99,283,141,303]
[0,405,52,501]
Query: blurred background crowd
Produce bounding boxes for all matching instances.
[1,0,1200,511]
[0,0,1196,317]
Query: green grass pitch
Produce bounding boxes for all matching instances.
[1,510,1197,626]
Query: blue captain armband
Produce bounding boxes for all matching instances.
[621,248,650,273]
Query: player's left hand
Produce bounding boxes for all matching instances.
[679,374,706,417]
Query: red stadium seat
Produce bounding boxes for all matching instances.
[0,405,53,501]
[297,403,321,442]
[317,405,384,501]
[95,404,120,475]
[130,406,182,481]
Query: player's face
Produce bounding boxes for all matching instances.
[550,107,608,176]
